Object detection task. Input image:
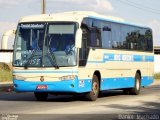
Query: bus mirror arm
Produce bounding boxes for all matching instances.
[75,29,82,48]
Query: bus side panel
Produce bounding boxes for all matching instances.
[85,49,154,91]
[100,76,154,91]
[101,77,134,90]
[141,76,154,87]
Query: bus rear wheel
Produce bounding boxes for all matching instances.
[130,73,141,95]
[85,75,99,101]
[34,92,48,101]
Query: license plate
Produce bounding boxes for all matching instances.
[36,85,48,90]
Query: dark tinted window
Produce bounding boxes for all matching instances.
[111,23,153,52]
[90,28,101,47]
[120,25,153,51]
[82,17,153,52]
[111,23,121,49]
[79,25,89,66]
[144,29,153,51]
[82,18,102,48]
[101,22,112,48]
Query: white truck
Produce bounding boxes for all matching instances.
[0,30,15,68]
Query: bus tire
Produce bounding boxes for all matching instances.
[85,75,99,101]
[34,92,48,101]
[130,73,141,95]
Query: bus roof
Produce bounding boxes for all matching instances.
[19,11,150,29]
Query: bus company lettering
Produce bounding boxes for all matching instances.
[104,54,133,62]
[121,55,133,61]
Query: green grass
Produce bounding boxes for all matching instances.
[154,73,160,80]
[0,63,12,82]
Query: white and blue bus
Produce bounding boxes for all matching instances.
[13,11,154,101]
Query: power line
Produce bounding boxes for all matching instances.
[118,0,160,14]
[116,0,160,15]
[126,0,160,12]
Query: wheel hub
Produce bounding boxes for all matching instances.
[92,82,98,96]
[136,79,140,90]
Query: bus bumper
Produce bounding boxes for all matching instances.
[13,78,92,93]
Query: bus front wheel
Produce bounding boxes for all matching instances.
[34,92,48,101]
[85,75,99,101]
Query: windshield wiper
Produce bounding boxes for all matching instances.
[47,46,59,69]
[46,52,59,69]
[44,36,59,69]
[24,49,39,69]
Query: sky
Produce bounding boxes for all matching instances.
[0,0,160,49]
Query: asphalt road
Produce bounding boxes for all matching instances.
[0,84,160,120]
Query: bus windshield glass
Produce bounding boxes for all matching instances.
[13,22,77,67]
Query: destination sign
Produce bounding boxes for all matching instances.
[20,24,44,29]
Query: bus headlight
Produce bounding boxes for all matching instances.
[59,75,76,81]
[13,75,26,80]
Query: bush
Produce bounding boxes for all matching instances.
[154,73,160,79]
[0,63,12,82]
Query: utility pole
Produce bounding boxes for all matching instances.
[41,0,46,14]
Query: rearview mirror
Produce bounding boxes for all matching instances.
[75,29,82,48]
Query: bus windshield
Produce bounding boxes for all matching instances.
[13,22,77,67]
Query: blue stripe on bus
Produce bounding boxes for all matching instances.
[13,76,153,93]
[101,77,135,90]
[13,70,78,74]
[141,76,154,86]
[145,56,154,62]
[133,55,143,62]
[100,76,153,90]
[88,54,154,63]
[13,77,92,93]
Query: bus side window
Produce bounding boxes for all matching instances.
[90,28,101,47]
[101,23,112,49]
[79,27,89,66]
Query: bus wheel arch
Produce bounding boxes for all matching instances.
[94,70,101,88]
[136,70,141,80]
